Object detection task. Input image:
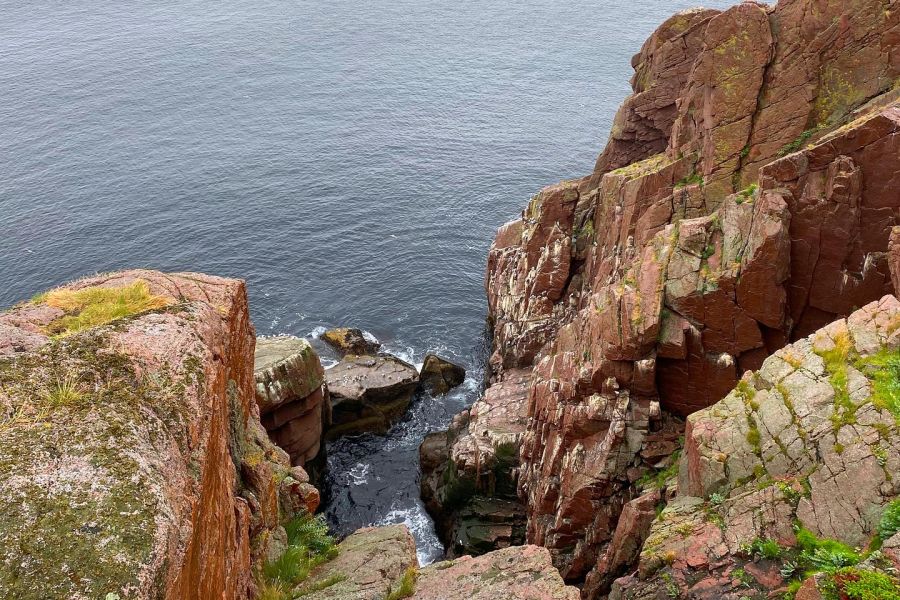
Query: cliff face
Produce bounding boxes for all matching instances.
[482,0,900,594]
[0,271,318,599]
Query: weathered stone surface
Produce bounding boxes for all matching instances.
[302,525,417,600]
[255,336,329,476]
[0,270,308,600]
[613,297,900,599]
[420,370,530,556]
[418,353,466,395]
[414,545,580,600]
[325,354,418,437]
[321,327,380,356]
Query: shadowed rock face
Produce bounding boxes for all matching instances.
[255,336,330,479]
[0,270,317,600]
[480,0,900,593]
[420,370,531,556]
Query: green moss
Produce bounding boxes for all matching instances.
[815,333,860,436]
[857,348,900,423]
[821,568,900,600]
[779,127,820,157]
[675,171,703,189]
[878,500,900,543]
[637,450,681,491]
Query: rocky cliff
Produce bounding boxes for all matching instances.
[0,271,318,599]
[470,0,900,595]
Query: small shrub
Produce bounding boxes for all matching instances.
[386,567,418,600]
[796,527,861,572]
[823,567,900,600]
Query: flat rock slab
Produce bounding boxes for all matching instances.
[302,525,417,600]
[415,545,580,600]
[325,354,418,437]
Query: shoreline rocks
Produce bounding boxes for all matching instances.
[419,353,466,395]
[325,353,419,438]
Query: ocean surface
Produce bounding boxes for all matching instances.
[0,0,733,563]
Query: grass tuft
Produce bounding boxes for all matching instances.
[257,514,339,600]
[386,567,418,600]
[43,374,84,407]
[40,280,172,337]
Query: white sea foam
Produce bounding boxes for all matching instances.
[374,501,444,565]
[348,462,370,486]
[309,325,327,338]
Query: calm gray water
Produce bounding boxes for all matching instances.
[0,0,732,563]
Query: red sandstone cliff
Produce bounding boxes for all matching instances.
[481,0,900,595]
[0,271,318,600]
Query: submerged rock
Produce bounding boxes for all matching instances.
[321,327,380,356]
[255,336,330,479]
[418,353,466,395]
[325,353,418,437]
[0,270,313,599]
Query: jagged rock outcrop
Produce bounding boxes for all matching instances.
[480,0,900,594]
[325,353,419,437]
[419,353,466,395]
[255,336,330,480]
[0,270,317,600]
[420,370,530,556]
[611,296,900,599]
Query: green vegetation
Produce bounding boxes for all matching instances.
[43,374,84,407]
[857,349,900,422]
[492,441,519,496]
[820,568,900,600]
[675,171,703,189]
[637,450,681,491]
[779,128,819,157]
[386,567,418,600]
[736,183,758,203]
[39,280,172,337]
[796,527,861,572]
[815,332,860,435]
[878,500,900,544]
[257,514,339,600]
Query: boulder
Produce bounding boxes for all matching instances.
[325,354,418,437]
[301,525,417,600]
[415,545,580,600]
[0,270,309,600]
[255,336,329,478]
[418,353,466,395]
[321,327,380,355]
